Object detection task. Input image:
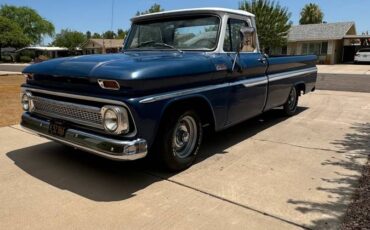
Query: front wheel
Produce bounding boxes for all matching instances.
[282,86,299,116]
[157,109,203,171]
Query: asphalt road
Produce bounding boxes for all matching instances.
[1,90,369,229]
[0,64,28,72]
[317,73,370,93]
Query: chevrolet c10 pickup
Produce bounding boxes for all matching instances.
[21,8,317,171]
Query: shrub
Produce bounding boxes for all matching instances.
[1,55,13,63]
[19,55,32,63]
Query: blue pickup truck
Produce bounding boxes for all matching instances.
[21,8,317,171]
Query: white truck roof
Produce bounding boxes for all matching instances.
[132,7,255,21]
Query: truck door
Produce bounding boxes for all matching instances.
[224,18,268,126]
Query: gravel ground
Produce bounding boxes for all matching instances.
[0,75,24,127]
[341,156,370,230]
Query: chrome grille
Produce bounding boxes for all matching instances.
[31,96,103,128]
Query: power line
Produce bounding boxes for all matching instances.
[111,0,115,31]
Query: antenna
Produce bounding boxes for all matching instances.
[111,0,114,31]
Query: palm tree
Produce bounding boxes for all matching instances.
[299,3,324,25]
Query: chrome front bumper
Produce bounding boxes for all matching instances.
[21,113,147,161]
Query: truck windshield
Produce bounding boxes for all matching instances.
[125,16,220,51]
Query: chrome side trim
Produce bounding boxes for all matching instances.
[21,87,137,137]
[268,67,317,82]
[230,76,268,88]
[139,67,317,104]
[140,77,267,104]
[139,83,230,104]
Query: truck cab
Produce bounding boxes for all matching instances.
[21,8,317,171]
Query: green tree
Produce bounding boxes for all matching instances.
[52,29,86,50]
[136,3,164,16]
[0,16,29,60]
[102,30,116,39]
[86,31,92,39]
[299,3,324,25]
[92,32,102,39]
[117,29,127,39]
[0,5,54,45]
[239,0,292,51]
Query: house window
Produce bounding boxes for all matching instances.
[282,46,287,55]
[321,42,328,54]
[302,42,328,55]
[269,46,287,55]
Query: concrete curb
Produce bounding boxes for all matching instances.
[0,71,23,76]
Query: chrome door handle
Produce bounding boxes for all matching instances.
[258,58,267,64]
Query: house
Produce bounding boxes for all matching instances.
[81,39,124,54]
[272,22,357,64]
[0,47,17,62]
[15,46,71,62]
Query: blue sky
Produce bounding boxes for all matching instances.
[1,0,369,45]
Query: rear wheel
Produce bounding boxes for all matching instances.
[282,86,299,116]
[157,109,203,171]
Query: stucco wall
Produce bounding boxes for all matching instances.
[83,41,100,49]
[287,43,296,55]
[287,40,343,64]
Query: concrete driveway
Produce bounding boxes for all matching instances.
[0,90,369,230]
[317,64,370,75]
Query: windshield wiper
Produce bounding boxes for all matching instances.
[137,41,183,53]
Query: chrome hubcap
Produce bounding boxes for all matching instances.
[172,116,198,159]
[288,88,297,110]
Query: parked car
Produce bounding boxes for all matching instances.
[354,48,370,63]
[20,8,317,171]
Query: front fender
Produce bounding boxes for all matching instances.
[126,91,228,148]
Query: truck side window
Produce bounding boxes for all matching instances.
[224,19,256,52]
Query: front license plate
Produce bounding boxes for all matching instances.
[48,121,66,137]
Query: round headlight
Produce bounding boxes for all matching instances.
[103,109,119,132]
[101,106,129,134]
[21,93,30,111]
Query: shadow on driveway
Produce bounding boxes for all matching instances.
[6,108,306,202]
[287,122,370,229]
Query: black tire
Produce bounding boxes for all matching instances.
[282,86,299,116]
[156,109,203,171]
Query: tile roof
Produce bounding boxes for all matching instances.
[288,22,355,42]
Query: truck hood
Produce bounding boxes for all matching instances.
[23,52,220,96]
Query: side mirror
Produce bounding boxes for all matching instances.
[238,26,255,52]
[232,26,256,72]
[240,26,255,36]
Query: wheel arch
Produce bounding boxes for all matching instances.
[159,95,216,132]
[294,81,306,96]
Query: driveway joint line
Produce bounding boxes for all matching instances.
[144,171,311,230]
[251,137,339,153]
[313,92,370,97]
[7,125,38,137]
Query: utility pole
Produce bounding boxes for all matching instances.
[111,0,114,31]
